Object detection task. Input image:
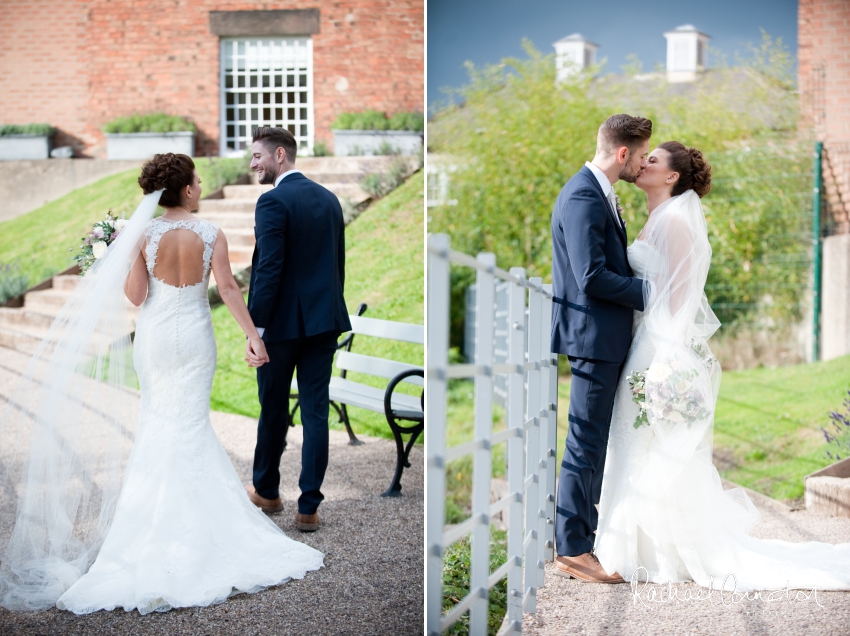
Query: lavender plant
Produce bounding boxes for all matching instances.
[822,390,850,462]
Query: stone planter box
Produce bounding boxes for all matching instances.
[105,131,194,160]
[805,457,850,517]
[0,135,53,161]
[332,130,422,157]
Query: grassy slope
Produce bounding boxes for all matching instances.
[0,159,245,286]
[209,173,424,439]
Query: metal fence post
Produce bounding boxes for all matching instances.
[505,268,526,632]
[813,140,823,362]
[529,278,547,589]
[542,284,558,562]
[470,252,496,636]
[524,283,541,612]
[426,234,450,636]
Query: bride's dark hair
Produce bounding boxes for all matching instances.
[658,141,711,198]
[138,153,196,207]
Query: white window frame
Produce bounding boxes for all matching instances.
[219,37,315,157]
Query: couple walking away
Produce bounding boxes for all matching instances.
[0,126,350,613]
[551,113,850,590]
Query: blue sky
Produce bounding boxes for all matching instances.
[427,0,798,111]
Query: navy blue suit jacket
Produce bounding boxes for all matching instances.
[247,172,351,342]
[550,166,645,363]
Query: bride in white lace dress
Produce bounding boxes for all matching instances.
[0,154,323,614]
[594,142,850,591]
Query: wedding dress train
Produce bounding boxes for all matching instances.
[594,191,850,592]
[53,217,323,614]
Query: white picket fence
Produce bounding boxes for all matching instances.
[427,234,560,636]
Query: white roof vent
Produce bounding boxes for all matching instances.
[553,33,599,81]
[663,24,710,83]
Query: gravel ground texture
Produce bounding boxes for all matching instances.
[0,346,424,636]
[523,483,850,635]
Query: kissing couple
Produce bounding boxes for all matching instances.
[550,114,850,590]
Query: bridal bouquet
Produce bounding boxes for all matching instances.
[627,341,714,430]
[72,211,128,275]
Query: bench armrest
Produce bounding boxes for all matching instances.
[383,368,424,424]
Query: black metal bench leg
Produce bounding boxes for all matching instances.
[381,423,422,497]
[337,402,364,446]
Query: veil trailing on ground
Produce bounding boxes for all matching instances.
[0,190,162,611]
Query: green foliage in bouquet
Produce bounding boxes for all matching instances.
[72,212,126,275]
[103,113,196,134]
[0,124,56,137]
[428,33,807,346]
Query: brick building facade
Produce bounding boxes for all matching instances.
[0,1,423,158]
[798,0,850,234]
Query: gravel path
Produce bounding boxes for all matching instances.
[524,485,850,635]
[0,345,423,635]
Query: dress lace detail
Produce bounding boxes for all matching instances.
[144,217,219,284]
[594,194,850,592]
[55,217,323,615]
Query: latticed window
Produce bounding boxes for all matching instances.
[219,38,314,156]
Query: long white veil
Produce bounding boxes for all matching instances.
[0,190,162,610]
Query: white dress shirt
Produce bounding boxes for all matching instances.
[256,169,302,338]
[584,161,622,228]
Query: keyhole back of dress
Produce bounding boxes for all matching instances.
[152,228,206,287]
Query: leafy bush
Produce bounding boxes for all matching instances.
[0,261,30,304]
[103,113,196,134]
[360,156,415,199]
[0,124,55,137]
[331,110,424,131]
[312,141,331,156]
[196,157,247,194]
[389,111,425,131]
[442,529,508,636]
[428,35,807,346]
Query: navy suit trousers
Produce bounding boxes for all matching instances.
[555,356,624,557]
[253,331,338,514]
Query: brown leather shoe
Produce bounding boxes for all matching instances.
[294,512,320,532]
[244,484,284,514]
[553,552,624,584]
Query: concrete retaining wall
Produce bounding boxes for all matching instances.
[0,159,141,223]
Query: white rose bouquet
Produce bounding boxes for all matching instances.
[72,211,127,275]
[627,341,715,430]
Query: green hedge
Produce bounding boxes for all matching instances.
[331,110,424,132]
[103,112,195,134]
[0,124,55,137]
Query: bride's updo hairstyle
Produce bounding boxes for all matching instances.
[658,141,712,198]
[138,153,196,208]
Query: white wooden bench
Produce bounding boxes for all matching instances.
[289,308,424,497]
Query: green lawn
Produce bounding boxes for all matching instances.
[209,172,424,439]
[0,158,246,287]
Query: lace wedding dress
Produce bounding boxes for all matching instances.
[594,191,850,591]
[53,217,324,614]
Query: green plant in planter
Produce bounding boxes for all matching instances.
[388,112,424,132]
[103,113,196,134]
[312,141,332,156]
[0,124,56,137]
[0,261,30,304]
[331,110,424,132]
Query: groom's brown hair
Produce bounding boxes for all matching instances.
[253,126,298,164]
[598,114,652,155]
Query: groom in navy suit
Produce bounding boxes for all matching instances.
[550,114,652,582]
[244,126,351,532]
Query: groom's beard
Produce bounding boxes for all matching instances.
[257,169,277,185]
[618,164,642,184]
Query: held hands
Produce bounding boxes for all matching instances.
[245,335,270,368]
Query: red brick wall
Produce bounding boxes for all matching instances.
[0,0,89,153]
[799,0,850,142]
[0,0,423,157]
